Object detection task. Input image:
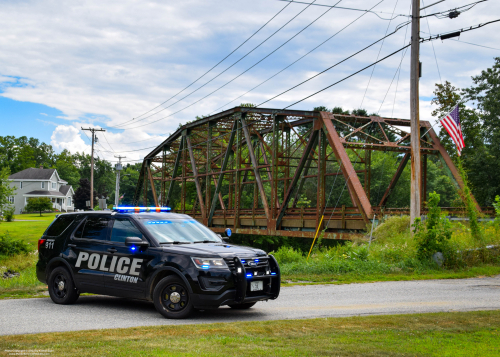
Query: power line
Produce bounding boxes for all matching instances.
[149,42,412,159]
[104,19,499,158]
[114,0,293,128]
[102,133,115,153]
[275,0,409,20]
[101,24,409,156]
[359,0,401,109]
[391,1,412,117]
[448,38,500,51]
[210,0,388,114]
[112,0,321,130]
[422,0,442,84]
[421,0,488,19]
[420,19,500,43]
[254,22,409,109]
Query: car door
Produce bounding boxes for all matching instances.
[68,215,112,293]
[102,217,156,298]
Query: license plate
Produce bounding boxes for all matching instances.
[250,280,263,291]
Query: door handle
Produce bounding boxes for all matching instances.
[107,248,117,253]
[68,244,76,248]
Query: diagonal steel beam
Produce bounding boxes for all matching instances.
[133,162,146,205]
[379,153,410,207]
[166,138,184,207]
[241,116,270,218]
[292,134,318,208]
[276,130,319,229]
[186,134,207,219]
[147,165,159,207]
[208,118,238,226]
[321,112,372,221]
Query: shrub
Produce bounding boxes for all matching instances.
[272,246,304,264]
[3,206,15,222]
[0,233,31,257]
[413,192,452,261]
[371,215,411,242]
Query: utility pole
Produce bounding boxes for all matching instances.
[410,0,421,227]
[114,155,126,207]
[81,127,105,210]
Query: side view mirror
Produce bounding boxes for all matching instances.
[223,228,232,238]
[125,237,149,249]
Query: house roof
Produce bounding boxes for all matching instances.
[24,190,66,197]
[59,185,72,195]
[9,168,56,180]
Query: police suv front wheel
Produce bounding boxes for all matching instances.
[48,267,79,305]
[153,276,193,319]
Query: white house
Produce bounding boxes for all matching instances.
[8,167,75,213]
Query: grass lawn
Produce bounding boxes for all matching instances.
[0,213,56,246]
[1,311,499,356]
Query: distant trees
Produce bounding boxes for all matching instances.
[431,57,500,205]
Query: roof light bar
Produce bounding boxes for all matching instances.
[113,206,172,213]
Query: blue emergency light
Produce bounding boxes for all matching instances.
[113,206,172,213]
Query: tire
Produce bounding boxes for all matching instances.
[228,302,256,309]
[48,266,79,305]
[153,276,193,319]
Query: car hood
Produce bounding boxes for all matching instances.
[161,243,267,258]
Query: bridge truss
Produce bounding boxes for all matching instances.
[134,107,480,239]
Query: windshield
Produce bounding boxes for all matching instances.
[138,219,222,244]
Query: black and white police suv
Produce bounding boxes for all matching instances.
[36,206,280,319]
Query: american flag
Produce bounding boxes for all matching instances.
[440,104,464,156]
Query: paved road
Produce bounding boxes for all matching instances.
[1,276,499,335]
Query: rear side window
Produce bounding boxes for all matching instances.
[45,216,75,237]
[74,216,111,241]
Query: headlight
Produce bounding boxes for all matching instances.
[191,257,228,270]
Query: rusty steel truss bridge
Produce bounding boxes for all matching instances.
[133,107,482,239]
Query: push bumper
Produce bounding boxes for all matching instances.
[191,255,281,309]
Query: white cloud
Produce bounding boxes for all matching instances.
[1,0,499,161]
[51,125,90,154]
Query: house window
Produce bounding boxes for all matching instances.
[67,197,72,206]
[20,182,23,189]
[41,182,45,189]
[8,196,14,204]
[52,182,56,189]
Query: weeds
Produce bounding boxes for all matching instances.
[0,233,32,257]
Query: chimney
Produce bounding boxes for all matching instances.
[39,165,43,169]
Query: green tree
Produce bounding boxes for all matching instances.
[25,197,53,216]
[53,150,80,187]
[0,167,16,217]
[74,178,97,209]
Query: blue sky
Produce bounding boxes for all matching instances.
[0,0,499,163]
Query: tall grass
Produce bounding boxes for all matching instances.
[0,251,41,290]
[272,216,500,276]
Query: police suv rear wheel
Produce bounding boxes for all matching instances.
[228,302,256,309]
[48,267,79,305]
[153,276,193,319]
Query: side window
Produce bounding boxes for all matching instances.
[45,216,75,237]
[110,218,143,243]
[75,216,111,240]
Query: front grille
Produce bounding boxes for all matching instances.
[224,258,236,271]
[224,257,270,273]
